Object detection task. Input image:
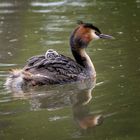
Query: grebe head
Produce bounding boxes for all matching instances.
[70,21,114,48]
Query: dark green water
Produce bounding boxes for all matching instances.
[0,0,140,140]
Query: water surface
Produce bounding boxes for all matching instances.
[0,0,140,140]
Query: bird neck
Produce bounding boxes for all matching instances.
[72,48,96,76]
[70,32,96,77]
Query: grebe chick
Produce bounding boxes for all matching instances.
[45,49,60,59]
[5,21,113,88]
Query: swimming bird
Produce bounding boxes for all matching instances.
[5,21,113,89]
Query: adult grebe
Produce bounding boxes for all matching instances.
[5,21,113,88]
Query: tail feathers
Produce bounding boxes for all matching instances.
[9,69,23,78]
[5,69,26,89]
[5,69,51,90]
[5,69,56,90]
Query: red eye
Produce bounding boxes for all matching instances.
[95,31,100,36]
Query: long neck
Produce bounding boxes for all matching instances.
[70,32,96,76]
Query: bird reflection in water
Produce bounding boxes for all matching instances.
[7,78,104,132]
[69,80,104,134]
[71,88,103,131]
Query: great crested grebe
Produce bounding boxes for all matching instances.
[5,21,113,88]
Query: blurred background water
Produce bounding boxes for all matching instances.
[0,0,140,140]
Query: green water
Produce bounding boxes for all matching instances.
[0,0,140,140]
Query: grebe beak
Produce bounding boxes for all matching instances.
[99,34,114,39]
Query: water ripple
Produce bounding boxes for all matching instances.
[0,111,15,115]
[45,40,64,45]
[96,81,105,86]
[0,10,15,14]
[0,98,11,103]
[49,115,69,121]
[0,74,8,77]
[31,1,66,7]
[32,9,52,13]
[66,1,92,7]
[0,63,17,67]
[0,3,14,7]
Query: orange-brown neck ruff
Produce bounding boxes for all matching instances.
[74,25,93,44]
[70,25,94,50]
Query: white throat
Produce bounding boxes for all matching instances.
[91,30,100,40]
[80,49,96,77]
